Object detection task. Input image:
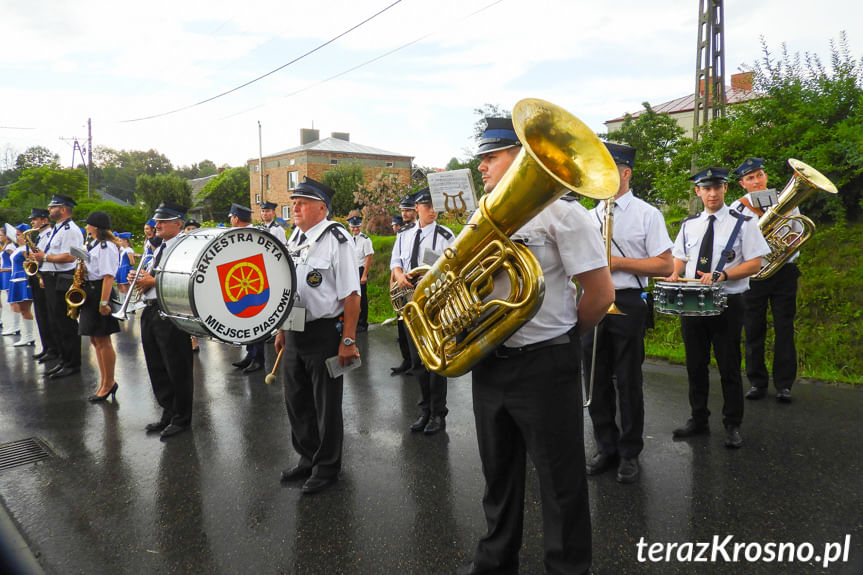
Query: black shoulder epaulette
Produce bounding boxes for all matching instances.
[558,195,577,202]
[435,225,454,240]
[682,213,701,223]
[730,209,751,221]
[399,222,416,233]
[326,222,349,244]
[359,232,369,240]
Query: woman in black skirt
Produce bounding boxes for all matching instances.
[80,211,121,402]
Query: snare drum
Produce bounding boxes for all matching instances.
[156,227,296,344]
[654,281,727,316]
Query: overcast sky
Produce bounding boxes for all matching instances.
[1,0,861,171]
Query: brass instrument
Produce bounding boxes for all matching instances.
[65,259,87,319]
[754,158,837,280]
[402,98,619,377]
[389,265,429,314]
[22,229,42,277]
[112,252,149,320]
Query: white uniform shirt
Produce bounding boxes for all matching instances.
[260,220,287,245]
[288,219,360,321]
[589,191,673,290]
[504,198,607,347]
[390,221,454,271]
[85,241,120,281]
[352,233,374,269]
[141,234,181,301]
[672,205,771,294]
[41,219,85,273]
[729,193,801,265]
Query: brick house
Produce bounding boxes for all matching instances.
[247,129,413,223]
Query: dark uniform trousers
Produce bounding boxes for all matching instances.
[358,266,368,329]
[284,317,344,479]
[407,336,447,417]
[396,318,412,365]
[681,293,745,428]
[245,341,265,362]
[582,289,647,460]
[744,262,800,391]
[141,304,194,427]
[41,272,81,368]
[28,274,56,355]
[471,333,590,575]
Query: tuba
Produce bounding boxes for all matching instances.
[754,158,837,280]
[402,98,619,377]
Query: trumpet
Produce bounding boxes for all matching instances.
[112,252,149,320]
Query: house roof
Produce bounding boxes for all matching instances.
[604,85,761,124]
[265,137,411,160]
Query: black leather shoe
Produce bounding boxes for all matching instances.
[232,356,252,369]
[145,421,169,432]
[724,425,743,448]
[243,360,264,374]
[49,366,80,379]
[617,458,640,484]
[160,424,189,439]
[776,388,792,402]
[390,360,411,375]
[673,420,710,438]
[280,466,313,482]
[410,415,430,432]
[424,415,445,435]
[38,353,60,364]
[44,362,64,375]
[301,475,337,495]
[745,386,767,400]
[586,451,619,475]
[32,350,48,360]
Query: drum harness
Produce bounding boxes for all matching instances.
[680,209,751,284]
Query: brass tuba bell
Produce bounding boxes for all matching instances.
[402,98,619,377]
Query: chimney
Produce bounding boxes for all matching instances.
[300,128,320,145]
[331,132,350,142]
[731,71,753,92]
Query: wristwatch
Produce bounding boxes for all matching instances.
[100,300,109,307]
[342,337,356,346]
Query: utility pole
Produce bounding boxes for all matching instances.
[258,121,264,204]
[87,118,92,198]
[693,0,726,139]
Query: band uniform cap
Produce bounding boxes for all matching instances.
[347,216,363,226]
[414,187,433,205]
[228,203,252,221]
[391,214,404,226]
[733,157,766,178]
[3,223,18,242]
[398,194,416,210]
[476,117,522,157]
[185,219,201,229]
[291,177,335,207]
[260,201,278,210]
[29,207,50,219]
[48,194,76,208]
[16,223,31,234]
[152,201,188,221]
[145,219,156,227]
[604,142,637,168]
[689,167,730,186]
[85,210,112,230]
[115,232,132,239]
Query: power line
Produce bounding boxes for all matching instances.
[120,0,405,123]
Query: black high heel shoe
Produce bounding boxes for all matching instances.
[88,382,118,403]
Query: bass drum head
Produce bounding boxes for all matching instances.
[158,227,296,344]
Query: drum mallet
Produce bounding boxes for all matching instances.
[265,347,285,385]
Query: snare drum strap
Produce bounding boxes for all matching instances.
[712,210,750,281]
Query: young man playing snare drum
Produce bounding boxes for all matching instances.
[665,167,770,449]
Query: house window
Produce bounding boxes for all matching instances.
[289,158,295,166]
[265,174,270,190]
[287,171,298,190]
[330,158,339,165]
[255,194,261,204]
[281,206,290,220]
[386,161,394,168]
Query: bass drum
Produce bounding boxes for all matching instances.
[156,227,296,344]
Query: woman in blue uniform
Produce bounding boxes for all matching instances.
[7,224,36,346]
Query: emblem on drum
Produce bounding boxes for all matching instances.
[217,253,270,318]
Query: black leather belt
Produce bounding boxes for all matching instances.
[496,333,571,359]
[144,299,159,308]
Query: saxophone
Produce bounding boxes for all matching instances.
[22,229,42,278]
[65,259,87,319]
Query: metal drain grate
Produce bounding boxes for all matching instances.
[0,438,52,471]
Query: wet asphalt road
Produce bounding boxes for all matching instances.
[0,319,861,575]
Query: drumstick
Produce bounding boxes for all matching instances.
[652,277,705,283]
[264,346,285,385]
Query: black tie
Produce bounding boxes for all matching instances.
[409,229,422,269]
[297,233,307,245]
[696,215,716,276]
[153,244,164,269]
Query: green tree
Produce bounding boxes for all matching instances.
[354,172,412,234]
[136,173,192,216]
[694,33,863,222]
[93,147,174,204]
[15,145,60,171]
[195,167,250,222]
[322,163,365,217]
[72,197,147,233]
[0,166,87,222]
[607,102,693,207]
